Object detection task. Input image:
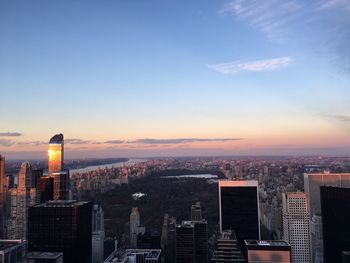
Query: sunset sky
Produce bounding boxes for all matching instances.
[1,0,350,159]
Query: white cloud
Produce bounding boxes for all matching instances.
[221,0,304,40]
[208,56,292,74]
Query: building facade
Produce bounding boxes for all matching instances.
[218,180,260,245]
[320,186,350,263]
[7,162,38,240]
[28,200,93,263]
[282,192,311,263]
[245,240,291,263]
[0,155,5,239]
[304,172,350,262]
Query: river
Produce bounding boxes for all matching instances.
[70,158,146,174]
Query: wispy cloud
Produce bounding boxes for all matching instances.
[0,139,15,146]
[321,113,350,123]
[221,0,304,40]
[208,56,292,74]
[130,138,242,144]
[0,132,22,137]
[318,0,350,12]
[104,140,125,144]
[221,0,350,73]
[65,138,92,144]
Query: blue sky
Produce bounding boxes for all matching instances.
[0,0,350,158]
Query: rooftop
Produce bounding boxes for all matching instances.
[27,252,63,259]
[0,240,25,252]
[104,249,161,263]
[245,240,290,247]
[33,200,90,208]
[49,133,64,144]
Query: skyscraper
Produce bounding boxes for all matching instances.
[175,220,208,263]
[28,200,93,263]
[7,162,38,240]
[218,180,260,245]
[304,172,350,262]
[92,204,105,263]
[48,134,69,200]
[0,155,5,238]
[320,186,350,263]
[48,134,64,175]
[130,207,145,248]
[282,192,311,263]
[191,202,202,222]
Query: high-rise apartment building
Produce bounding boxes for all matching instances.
[304,172,350,262]
[7,162,38,240]
[282,192,311,263]
[53,171,69,200]
[218,180,260,245]
[28,200,93,263]
[0,155,5,239]
[320,186,350,263]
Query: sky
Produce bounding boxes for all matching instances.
[0,0,350,159]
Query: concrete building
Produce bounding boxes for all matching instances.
[0,239,27,263]
[7,162,38,240]
[218,180,260,245]
[130,207,145,248]
[211,230,245,262]
[282,192,311,263]
[92,204,105,263]
[245,240,291,263]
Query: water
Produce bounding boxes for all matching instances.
[70,158,146,174]
[161,174,218,179]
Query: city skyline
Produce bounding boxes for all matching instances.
[1,0,350,159]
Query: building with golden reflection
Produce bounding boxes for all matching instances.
[48,133,69,200]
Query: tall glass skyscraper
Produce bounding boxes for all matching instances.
[321,186,350,263]
[48,133,64,175]
[218,180,260,245]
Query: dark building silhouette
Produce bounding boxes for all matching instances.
[53,171,69,200]
[137,229,161,249]
[321,186,350,263]
[176,222,194,263]
[194,221,208,263]
[28,200,93,263]
[175,221,208,263]
[219,180,260,246]
[37,176,54,202]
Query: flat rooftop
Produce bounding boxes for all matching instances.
[104,249,161,263]
[27,252,63,259]
[0,240,25,251]
[33,200,90,207]
[245,240,290,247]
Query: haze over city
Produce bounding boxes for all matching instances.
[1,0,350,159]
